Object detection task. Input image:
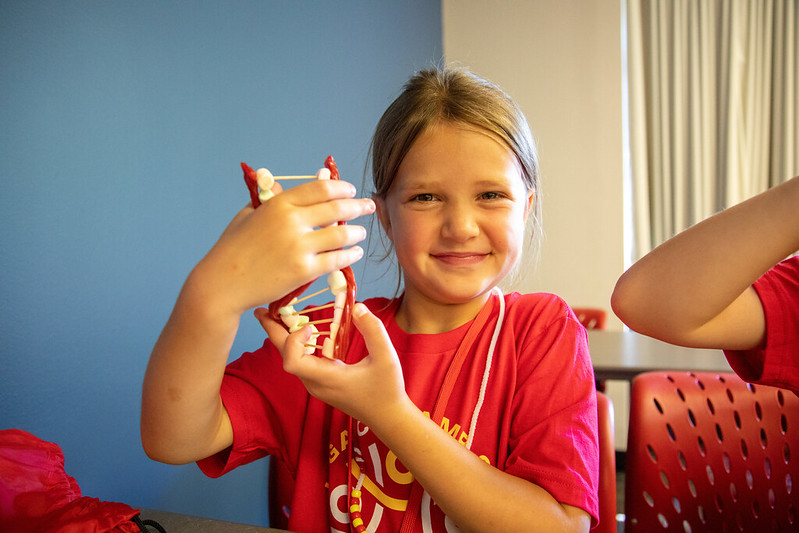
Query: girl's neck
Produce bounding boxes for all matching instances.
[393,290,493,334]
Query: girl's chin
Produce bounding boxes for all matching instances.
[410,283,497,307]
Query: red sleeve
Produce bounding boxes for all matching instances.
[724,256,799,395]
[197,339,310,477]
[504,294,599,525]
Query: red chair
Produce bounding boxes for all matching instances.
[594,391,618,533]
[625,371,799,531]
[572,307,609,391]
[573,307,607,331]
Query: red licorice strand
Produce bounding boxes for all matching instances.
[241,162,261,208]
[266,280,313,322]
[334,266,356,361]
[326,156,358,361]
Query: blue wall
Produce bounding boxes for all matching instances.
[0,1,441,526]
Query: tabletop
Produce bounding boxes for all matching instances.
[587,329,732,381]
[138,508,286,533]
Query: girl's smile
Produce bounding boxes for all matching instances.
[430,251,490,266]
[376,121,534,333]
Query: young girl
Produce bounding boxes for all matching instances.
[142,66,598,532]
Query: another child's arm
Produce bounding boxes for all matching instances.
[612,175,799,350]
[258,304,591,533]
[141,179,374,465]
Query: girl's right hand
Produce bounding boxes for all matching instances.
[186,178,375,319]
[256,302,410,425]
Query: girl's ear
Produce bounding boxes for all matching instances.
[373,195,393,241]
[523,191,535,220]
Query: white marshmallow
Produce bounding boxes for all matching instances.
[256,168,274,190]
[288,314,309,333]
[316,168,331,181]
[258,189,274,203]
[278,305,296,316]
[304,324,319,355]
[281,314,302,329]
[335,291,346,306]
[322,337,335,359]
[328,270,347,294]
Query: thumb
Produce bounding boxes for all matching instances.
[254,307,288,349]
[351,303,396,361]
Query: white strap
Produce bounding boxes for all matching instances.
[466,286,505,450]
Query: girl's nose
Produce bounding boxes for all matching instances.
[441,203,479,241]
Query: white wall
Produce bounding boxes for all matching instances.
[443,0,630,450]
[442,0,625,329]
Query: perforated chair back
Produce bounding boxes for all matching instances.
[594,391,617,533]
[572,307,607,330]
[625,371,799,532]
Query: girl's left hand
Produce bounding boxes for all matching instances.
[254,303,410,424]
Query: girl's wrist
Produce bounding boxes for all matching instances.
[178,268,244,331]
[360,394,421,444]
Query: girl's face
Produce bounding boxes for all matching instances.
[376,121,534,316]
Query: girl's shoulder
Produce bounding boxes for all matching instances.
[362,296,398,316]
[503,291,584,337]
[504,291,574,319]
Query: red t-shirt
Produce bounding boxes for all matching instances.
[724,256,799,394]
[198,292,599,531]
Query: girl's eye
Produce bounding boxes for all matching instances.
[480,191,505,200]
[411,193,436,202]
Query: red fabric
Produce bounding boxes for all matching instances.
[198,292,599,532]
[0,429,140,532]
[724,256,799,394]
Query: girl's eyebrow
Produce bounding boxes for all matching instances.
[476,176,513,185]
[394,178,441,190]
[403,175,515,187]
[471,177,519,189]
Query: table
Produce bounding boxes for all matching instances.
[588,330,734,453]
[587,329,732,381]
[138,508,286,532]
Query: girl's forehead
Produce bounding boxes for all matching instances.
[393,123,524,187]
[414,120,505,149]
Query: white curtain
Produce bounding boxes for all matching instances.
[626,0,799,261]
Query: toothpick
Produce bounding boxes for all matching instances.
[274,175,317,180]
[299,302,335,313]
[294,286,331,304]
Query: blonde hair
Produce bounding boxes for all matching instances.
[367,66,542,284]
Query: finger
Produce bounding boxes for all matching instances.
[295,246,363,280]
[255,307,312,370]
[306,223,368,254]
[277,180,374,223]
[280,179,358,206]
[304,197,376,229]
[351,303,396,362]
[280,326,325,377]
[254,310,326,379]
[254,308,288,348]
